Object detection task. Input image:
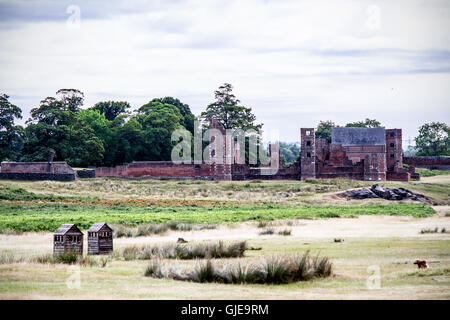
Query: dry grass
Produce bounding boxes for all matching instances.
[144,252,332,284]
[120,241,248,260]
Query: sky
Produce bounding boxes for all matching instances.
[0,0,449,144]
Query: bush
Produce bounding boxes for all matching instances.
[259,228,275,235]
[121,241,247,260]
[113,222,217,238]
[54,251,79,264]
[144,251,333,284]
[278,229,292,236]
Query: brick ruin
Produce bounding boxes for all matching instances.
[1,122,449,182]
[301,127,412,182]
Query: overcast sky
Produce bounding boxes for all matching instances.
[0,0,449,144]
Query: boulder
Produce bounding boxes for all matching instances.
[347,188,378,199]
[345,184,431,203]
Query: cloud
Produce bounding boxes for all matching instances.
[0,0,449,143]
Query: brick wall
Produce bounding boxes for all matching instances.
[0,162,74,174]
[403,156,450,170]
[95,161,212,179]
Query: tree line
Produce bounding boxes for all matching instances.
[0,84,264,167]
[1,85,448,168]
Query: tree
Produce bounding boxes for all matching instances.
[0,93,23,161]
[315,120,337,143]
[201,83,262,131]
[279,142,301,167]
[92,101,131,121]
[135,100,185,160]
[147,97,196,134]
[23,90,104,166]
[415,122,449,156]
[56,89,84,113]
[345,118,381,128]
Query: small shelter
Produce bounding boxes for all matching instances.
[88,222,113,255]
[53,224,84,256]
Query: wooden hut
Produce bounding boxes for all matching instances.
[53,224,84,256]
[88,222,113,255]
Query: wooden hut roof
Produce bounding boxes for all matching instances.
[88,222,112,232]
[54,224,83,235]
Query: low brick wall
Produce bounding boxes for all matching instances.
[0,162,75,174]
[95,161,212,179]
[403,156,450,170]
[386,171,410,182]
[0,172,75,181]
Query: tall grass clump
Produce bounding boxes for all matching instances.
[54,251,79,264]
[144,251,333,284]
[121,241,247,260]
[259,228,275,235]
[278,229,292,236]
[113,222,217,238]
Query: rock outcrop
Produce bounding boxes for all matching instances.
[345,184,431,203]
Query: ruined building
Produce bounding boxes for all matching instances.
[300,127,412,181]
[2,122,449,182]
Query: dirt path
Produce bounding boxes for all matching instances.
[2,215,449,251]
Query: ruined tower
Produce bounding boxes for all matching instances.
[300,128,316,180]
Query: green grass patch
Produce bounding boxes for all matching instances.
[0,203,435,232]
[415,168,450,177]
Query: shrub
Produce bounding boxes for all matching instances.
[278,229,292,236]
[54,251,78,264]
[145,260,164,278]
[144,252,333,285]
[420,227,439,234]
[257,221,269,228]
[121,241,247,260]
[259,228,275,235]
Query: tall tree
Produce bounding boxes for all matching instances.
[201,83,262,131]
[415,122,449,156]
[135,100,184,160]
[92,101,131,121]
[0,93,23,161]
[23,90,104,166]
[56,89,84,113]
[151,97,196,133]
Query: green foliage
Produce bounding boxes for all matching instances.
[121,241,247,260]
[414,168,450,177]
[0,93,23,161]
[279,142,300,167]
[345,118,382,128]
[0,202,435,232]
[315,120,337,143]
[91,101,131,121]
[0,185,65,201]
[54,251,79,264]
[145,252,333,284]
[415,122,449,156]
[315,119,382,143]
[22,91,105,166]
[201,83,262,131]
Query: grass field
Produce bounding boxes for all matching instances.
[0,174,449,299]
